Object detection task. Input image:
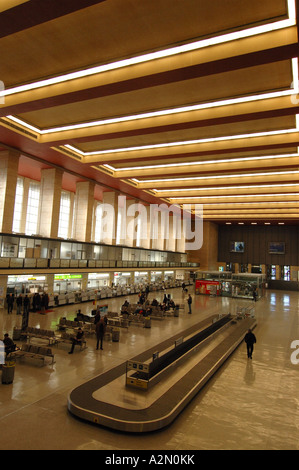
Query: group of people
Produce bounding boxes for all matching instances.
[121,292,180,318]
[7,293,30,315]
[6,292,49,315]
[69,306,107,354]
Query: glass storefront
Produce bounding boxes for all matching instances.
[7,275,48,294]
[196,271,265,300]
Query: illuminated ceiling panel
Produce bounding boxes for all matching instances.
[0,0,298,224]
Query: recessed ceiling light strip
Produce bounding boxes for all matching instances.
[155,183,299,193]
[0,0,296,98]
[132,169,299,184]
[168,192,299,200]
[104,151,299,172]
[63,124,299,156]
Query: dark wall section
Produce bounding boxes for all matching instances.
[218,225,299,266]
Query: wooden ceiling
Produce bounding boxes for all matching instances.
[0,0,298,224]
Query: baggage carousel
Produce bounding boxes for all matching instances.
[68,313,256,432]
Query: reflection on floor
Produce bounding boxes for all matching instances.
[0,287,299,450]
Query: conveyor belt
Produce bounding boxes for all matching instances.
[68,315,256,432]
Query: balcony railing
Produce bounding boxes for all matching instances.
[0,257,199,270]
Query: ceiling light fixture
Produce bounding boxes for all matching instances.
[168,193,299,200]
[103,151,299,172]
[155,183,299,193]
[63,122,299,156]
[5,56,298,135]
[133,169,299,184]
[0,0,295,99]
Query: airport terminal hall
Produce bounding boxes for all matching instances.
[1,0,299,452]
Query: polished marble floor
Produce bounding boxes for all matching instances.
[0,287,299,450]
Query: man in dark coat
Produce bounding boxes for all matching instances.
[96,318,106,350]
[244,329,257,359]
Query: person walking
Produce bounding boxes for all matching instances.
[187,294,192,314]
[244,328,257,359]
[96,317,106,350]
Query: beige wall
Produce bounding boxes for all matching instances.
[187,221,218,270]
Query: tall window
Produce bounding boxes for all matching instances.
[25,181,40,235]
[58,191,71,238]
[94,203,103,243]
[12,178,24,233]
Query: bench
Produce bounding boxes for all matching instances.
[54,331,87,351]
[23,327,57,345]
[57,318,83,330]
[12,344,55,366]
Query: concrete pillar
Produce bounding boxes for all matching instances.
[73,181,95,242]
[38,168,63,238]
[19,178,30,234]
[102,191,117,245]
[150,205,166,250]
[81,273,89,291]
[46,274,54,296]
[125,198,137,247]
[0,150,20,233]
[137,204,151,249]
[165,214,176,251]
[176,216,186,253]
[68,192,75,239]
[0,275,8,309]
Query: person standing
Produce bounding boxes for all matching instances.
[187,294,192,314]
[244,328,257,359]
[6,293,14,314]
[96,317,106,350]
[23,294,30,316]
[16,294,23,315]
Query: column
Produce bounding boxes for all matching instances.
[46,274,54,297]
[0,275,8,310]
[125,198,137,247]
[176,216,186,253]
[137,204,151,249]
[73,181,95,242]
[19,178,30,234]
[38,168,63,238]
[0,150,20,233]
[165,214,176,251]
[102,191,118,245]
[150,205,166,250]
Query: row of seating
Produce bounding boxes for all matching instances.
[22,327,56,345]
[55,331,87,350]
[57,318,84,329]
[12,344,55,365]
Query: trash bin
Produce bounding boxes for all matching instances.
[144,318,151,328]
[174,306,179,317]
[2,359,16,384]
[112,328,120,342]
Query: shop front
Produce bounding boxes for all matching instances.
[7,274,48,295]
[53,274,83,294]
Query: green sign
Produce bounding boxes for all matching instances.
[54,274,83,280]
